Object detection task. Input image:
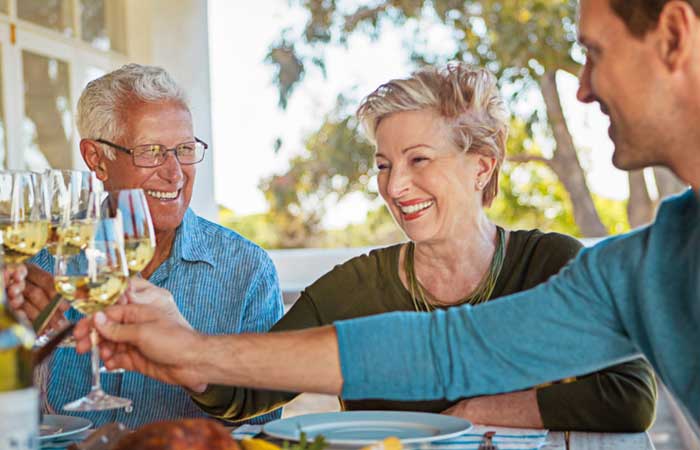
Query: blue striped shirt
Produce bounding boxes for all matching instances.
[33,208,284,427]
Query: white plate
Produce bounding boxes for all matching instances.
[40,415,92,441]
[262,411,472,445]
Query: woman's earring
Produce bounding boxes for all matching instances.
[476,181,484,190]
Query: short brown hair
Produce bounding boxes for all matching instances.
[610,0,700,36]
[357,63,509,206]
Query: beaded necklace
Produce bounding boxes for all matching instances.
[405,226,506,312]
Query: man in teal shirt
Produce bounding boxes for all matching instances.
[74,0,700,426]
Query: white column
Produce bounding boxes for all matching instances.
[124,0,217,222]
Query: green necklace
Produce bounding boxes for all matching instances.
[405,226,506,312]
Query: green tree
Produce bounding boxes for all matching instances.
[258,96,376,247]
[266,0,685,237]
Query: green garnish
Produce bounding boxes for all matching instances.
[282,431,327,450]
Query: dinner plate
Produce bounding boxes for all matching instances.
[262,411,472,445]
[39,415,92,441]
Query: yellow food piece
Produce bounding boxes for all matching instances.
[240,438,282,450]
[360,436,402,450]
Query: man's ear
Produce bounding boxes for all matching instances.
[656,1,696,72]
[80,139,108,181]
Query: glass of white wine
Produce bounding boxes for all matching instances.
[0,171,50,265]
[43,170,103,256]
[103,189,156,276]
[54,216,132,412]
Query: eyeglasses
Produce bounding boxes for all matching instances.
[96,138,208,168]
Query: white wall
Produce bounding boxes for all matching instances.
[124,0,217,221]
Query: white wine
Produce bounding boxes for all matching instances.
[0,265,39,449]
[54,273,128,315]
[124,238,155,275]
[46,219,97,256]
[0,221,50,264]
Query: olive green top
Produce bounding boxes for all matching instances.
[192,229,656,431]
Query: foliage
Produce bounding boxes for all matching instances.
[270,1,580,108]
[258,96,375,247]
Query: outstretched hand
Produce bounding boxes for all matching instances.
[74,303,207,392]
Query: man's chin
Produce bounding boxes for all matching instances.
[611,146,648,172]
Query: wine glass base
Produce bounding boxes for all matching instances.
[99,366,125,375]
[63,389,132,412]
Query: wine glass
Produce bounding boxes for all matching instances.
[54,216,132,412]
[102,189,156,277]
[0,171,50,265]
[99,189,155,375]
[43,170,103,256]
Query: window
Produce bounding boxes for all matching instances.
[21,50,72,170]
[18,0,74,37]
[0,48,6,169]
[80,0,126,53]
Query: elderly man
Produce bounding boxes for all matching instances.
[22,64,283,427]
[78,0,700,427]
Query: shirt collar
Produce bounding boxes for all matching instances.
[172,208,216,267]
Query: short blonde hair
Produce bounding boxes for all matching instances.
[357,63,509,206]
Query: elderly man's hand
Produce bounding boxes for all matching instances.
[4,264,28,314]
[74,304,207,392]
[21,264,69,332]
[124,278,192,330]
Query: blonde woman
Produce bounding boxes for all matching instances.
[192,64,655,431]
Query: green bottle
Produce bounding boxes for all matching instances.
[0,249,38,449]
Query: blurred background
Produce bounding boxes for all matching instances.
[0,1,693,447]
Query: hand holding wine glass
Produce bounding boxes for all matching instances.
[54,216,133,412]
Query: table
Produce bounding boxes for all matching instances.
[542,431,655,450]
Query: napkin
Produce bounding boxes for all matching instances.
[421,425,548,450]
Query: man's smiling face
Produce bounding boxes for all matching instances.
[101,100,196,235]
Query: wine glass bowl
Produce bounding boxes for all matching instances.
[43,170,102,256]
[54,216,133,412]
[0,171,50,265]
[103,189,156,276]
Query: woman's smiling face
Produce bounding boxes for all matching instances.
[375,109,489,243]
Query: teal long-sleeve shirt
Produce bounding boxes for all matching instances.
[336,189,700,423]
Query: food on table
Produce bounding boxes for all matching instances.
[113,418,240,450]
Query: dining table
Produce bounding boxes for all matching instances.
[40,423,656,450]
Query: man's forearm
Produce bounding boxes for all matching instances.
[195,325,344,395]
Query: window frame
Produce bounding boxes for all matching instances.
[0,0,127,170]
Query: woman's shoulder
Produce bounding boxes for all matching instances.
[304,244,403,296]
[499,229,583,292]
[508,228,583,260]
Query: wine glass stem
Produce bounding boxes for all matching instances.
[90,327,103,393]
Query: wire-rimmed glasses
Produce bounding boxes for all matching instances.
[96,138,207,168]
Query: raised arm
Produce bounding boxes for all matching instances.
[75,239,643,403]
[191,293,324,422]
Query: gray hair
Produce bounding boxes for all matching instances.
[76,64,189,159]
[357,63,509,206]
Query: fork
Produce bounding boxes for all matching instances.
[477,431,498,450]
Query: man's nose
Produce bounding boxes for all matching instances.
[157,151,184,182]
[576,60,595,104]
